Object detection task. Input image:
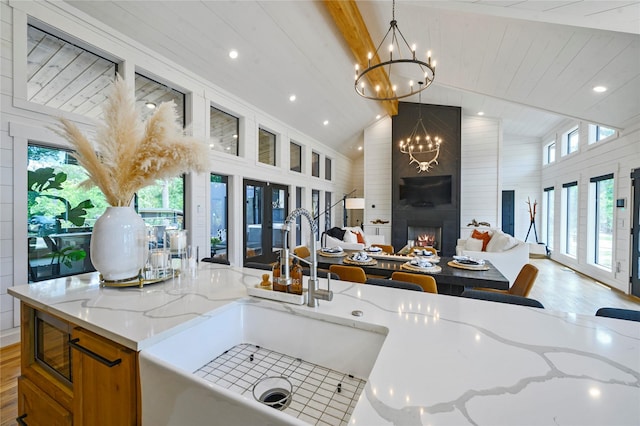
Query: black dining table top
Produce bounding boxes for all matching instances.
[312,251,509,293]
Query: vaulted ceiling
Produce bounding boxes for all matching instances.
[63,0,640,158]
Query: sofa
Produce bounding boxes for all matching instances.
[322,226,384,251]
[456,228,529,285]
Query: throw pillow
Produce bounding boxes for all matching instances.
[343,231,357,243]
[351,230,365,244]
[471,229,491,251]
[465,238,484,252]
[486,231,519,252]
[326,227,346,241]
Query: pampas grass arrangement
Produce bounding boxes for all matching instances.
[56,76,209,206]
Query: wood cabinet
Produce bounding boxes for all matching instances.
[17,302,139,425]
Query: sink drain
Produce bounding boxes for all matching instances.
[252,376,292,411]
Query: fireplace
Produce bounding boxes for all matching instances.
[407,225,442,250]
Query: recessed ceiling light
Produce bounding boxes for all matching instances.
[229,50,238,59]
[376,114,381,119]
[209,143,214,148]
[145,101,156,109]
[593,86,607,93]
[226,146,231,150]
[289,94,296,102]
[358,146,363,151]
[477,111,484,116]
[323,120,329,126]
[233,134,238,139]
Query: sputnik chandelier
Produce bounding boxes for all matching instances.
[399,82,442,173]
[354,0,436,101]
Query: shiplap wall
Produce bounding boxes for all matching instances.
[541,118,640,293]
[362,117,392,242]
[0,0,355,341]
[460,116,501,228]
[502,134,542,241]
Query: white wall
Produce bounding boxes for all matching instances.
[460,116,501,229]
[0,0,354,339]
[541,118,640,293]
[362,117,391,242]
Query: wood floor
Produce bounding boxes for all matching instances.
[0,258,638,425]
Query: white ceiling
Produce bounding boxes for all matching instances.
[64,0,640,158]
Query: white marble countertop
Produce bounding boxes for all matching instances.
[9,263,640,425]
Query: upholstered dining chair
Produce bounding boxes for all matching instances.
[329,265,367,284]
[365,278,423,292]
[293,245,311,258]
[372,244,394,254]
[461,289,544,308]
[595,307,640,322]
[477,263,539,297]
[391,272,438,294]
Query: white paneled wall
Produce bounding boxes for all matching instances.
[541,119,640,293]
[363,117,391,242]
[502,135,542,241]
[0,0,355,340]
[461,116,501,229]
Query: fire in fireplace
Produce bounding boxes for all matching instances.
[408,225,442,250]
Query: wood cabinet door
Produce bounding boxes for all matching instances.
[71,327,138,425]
[18,376,72,426]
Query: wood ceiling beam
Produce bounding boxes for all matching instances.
[323,0,398,117]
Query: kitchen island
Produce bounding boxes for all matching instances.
[9,263,640,425]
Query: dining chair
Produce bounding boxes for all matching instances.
[461,289,544,308]
[244,262,274,271]
[372,244,394,254]
[293,245,311,258]
[329,265,367,284]
[412,246,437,255]
[302,267,340,280]
[391,272,438,294]
[201,257,230,265]
[477,264,538,297]
[365,278,423,292]
[595,307,640,322]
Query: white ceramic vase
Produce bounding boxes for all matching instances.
[90,206,147,281]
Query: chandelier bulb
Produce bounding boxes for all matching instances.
[355,64,359,71]
[409,80,414,87]
[392,84,397,92]
[375,85,380,93]
[427,50,431,59]
[432,60,437,68]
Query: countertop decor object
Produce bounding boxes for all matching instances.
[55,75,209,281]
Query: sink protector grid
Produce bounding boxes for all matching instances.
[194,343,366,426]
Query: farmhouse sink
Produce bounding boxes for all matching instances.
[139,300,388,426]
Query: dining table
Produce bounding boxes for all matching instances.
[313,250,510,295]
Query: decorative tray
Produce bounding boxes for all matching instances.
[343,256,377,266]
[247,285,307,305]
[317,249,348,258]
[99,269,179,288]
[401,262,442,273]
[447,260,490,271]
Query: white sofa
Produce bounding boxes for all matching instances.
[456,229,529,285]
[322,226,384,251]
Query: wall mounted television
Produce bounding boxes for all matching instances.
[399,175,452,207]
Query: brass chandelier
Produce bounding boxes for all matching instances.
[354,0,436,101]
[399,83,442,173]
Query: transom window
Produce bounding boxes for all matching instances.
[26,25,117,118]
[544,141,556,165]
[290,142,302,172]
[135,73,185,125]
[210,106,239,156]
[325,157,332,181]
[563,128,579,156]
[312,152,320,177]
[258,128,276,166]
[589,124,616,144]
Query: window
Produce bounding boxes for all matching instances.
[325,157,332,181]
[134,73,186,229]
[135,73,185,125]
[563,128,579,156]
[27,144,108,281]
[325,192,332,232]
[210,107,239,156]
[312,152,320,177]
[589,124,616,144]
[210,174,229,261]
[295,187,303,246]
[258,128,276,166]
[591,174,614,269]
[290,142,302,172]
[543,187,554,250]
[312,190,320,241]
[544,141,556,165]
[562,181,578,257]
[26,25,117,118]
